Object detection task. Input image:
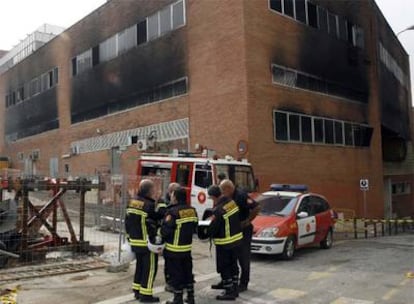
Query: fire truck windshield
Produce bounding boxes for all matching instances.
[215,164,256,193]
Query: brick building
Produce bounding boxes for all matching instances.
[0,0,412,217]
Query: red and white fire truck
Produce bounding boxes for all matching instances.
[137,153,257,218]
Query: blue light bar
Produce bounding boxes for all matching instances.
[270,184,308,192]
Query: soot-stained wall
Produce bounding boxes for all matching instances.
[70,29,187,123]
[68,0,187,123]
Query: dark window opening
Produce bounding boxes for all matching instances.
[283,0,294,17]
[49,71,54,87]
[324,119,334,144]
[334,121,344,145]
[92,46,100,66]
[295,0,307,23]
[318,7,328,33]
[54,67,59,85]
[344,123,353,146]
[64,164,70,173]
[269,0,282,13]
[353,125,372,147]
[301,116,312,143]
[137,20,147,45]
[314,118,324,143]
[194,170,213,188]
[71,57,77,76]
[307,1,318,28]
[131,135,138,144]
[328,13,338,37]
[176,164,191,187]
[275,112,288,141]
[347,22,354,44]
[289,114,300,141]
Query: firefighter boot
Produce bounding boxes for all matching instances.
[216,280,236,301]
[232,276,239,297]
[166,290,184,304]
[211,281,225,290]
[184,284,195,304]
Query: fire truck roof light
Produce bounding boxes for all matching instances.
[270,184,308,192]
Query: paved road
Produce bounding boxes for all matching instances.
[10,233,414,304]
[97,234,414,304]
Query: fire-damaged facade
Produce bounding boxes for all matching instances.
[0,0,412,218]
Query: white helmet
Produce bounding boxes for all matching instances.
[147,236,165,253]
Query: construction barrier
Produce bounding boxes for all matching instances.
[334,218,414,239]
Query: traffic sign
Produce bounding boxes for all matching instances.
[360,179,369,191]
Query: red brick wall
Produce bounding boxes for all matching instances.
[242,0,385,217]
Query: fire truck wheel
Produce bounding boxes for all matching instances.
[282,236,295,260]
[0,240,9,268]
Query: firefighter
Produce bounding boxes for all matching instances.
[125,179,161,303]
[219,179,259,292]
[206,185,242,301]
[161,182,181,293]
[161,187,198,304]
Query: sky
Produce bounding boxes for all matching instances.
[0,0,413,104]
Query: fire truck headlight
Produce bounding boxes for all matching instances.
[258,227,278,238]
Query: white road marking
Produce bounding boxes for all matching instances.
[268,288,307,300]
[330,297,374,304]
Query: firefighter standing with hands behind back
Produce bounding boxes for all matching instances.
[161,187,198,304]
[205,185,243,301]
[125,179,161,303]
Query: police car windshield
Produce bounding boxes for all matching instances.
[257,195,298,216]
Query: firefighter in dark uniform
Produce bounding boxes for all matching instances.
[206,185,243,301]
[159,182,181,293]
[161,187,198,304]
[219,179,259,292]
[125,179,161,303]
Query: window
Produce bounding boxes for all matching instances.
[324,119,334,144]
[353,25,365,49]
[137,20,147,45]
[283,0,294,17]
[392,182,411,195]
[41,73,49,91]
[271,64,367,103]
[92,46,100,66]
[289,114,300,141]
[71,57,77,76]
[176,163,191,187]
[274,111,288,141]
[334,121,344,145]
[307,1,318,28]
[295,0,307,23]
[353,125,372,147]
[311,196,329,214]
[99,35,117,62]
[317,6,328,33]
[344,123,353,146]
[77,49,92,74]
[53,67,59,85]
[328,12,338,38]
[301,116,312,143]
[118,25,137,54]
[160,6,172,35]
[314,118,324,143]
[48,71,54,88]
[172,0,185,29]
[147,13,159,40]
[338,17,348,41]
[194,169,212,188]
[269,0,282,13]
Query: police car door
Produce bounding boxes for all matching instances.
[191,163,213,219]
[296,196,316,246]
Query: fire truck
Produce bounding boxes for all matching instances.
[137,153,257,218]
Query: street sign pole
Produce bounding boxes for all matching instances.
[363,189,367,219]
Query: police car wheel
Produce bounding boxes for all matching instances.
[282,236,295,260]
[320,229,333,249]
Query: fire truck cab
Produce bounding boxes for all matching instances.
[137,153,257,218]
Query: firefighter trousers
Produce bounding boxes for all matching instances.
[133,249,158,296]
[216,245,239,282]
[238,224,253,286]
[165,254,193,290]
